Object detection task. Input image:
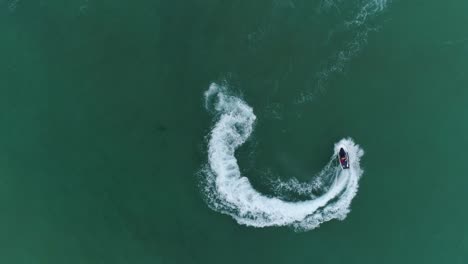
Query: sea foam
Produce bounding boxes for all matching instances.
[201,83,364,231]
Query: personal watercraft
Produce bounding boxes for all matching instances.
[338,147,350,169]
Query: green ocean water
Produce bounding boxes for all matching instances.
[1,0,468,263]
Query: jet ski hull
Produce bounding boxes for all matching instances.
[338,149,350,169]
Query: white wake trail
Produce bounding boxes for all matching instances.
[201,83,364,231]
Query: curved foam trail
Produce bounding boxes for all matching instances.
[202,83,364,230]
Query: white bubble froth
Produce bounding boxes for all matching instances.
[201,83,365,231]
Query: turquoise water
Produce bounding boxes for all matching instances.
[1,0,468,263]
